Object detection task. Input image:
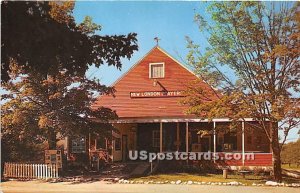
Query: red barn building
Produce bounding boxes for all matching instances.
[66,46,273,170]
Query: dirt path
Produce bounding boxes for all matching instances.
[1,180,300,193]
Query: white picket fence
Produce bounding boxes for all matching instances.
[3,163,59,179]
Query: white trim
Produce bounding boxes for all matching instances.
[156,47,220,92]
[156,47,197,77]
[149,62,165,79]
[186,122,189,153]
[213,121,216,163]
[109,118,259,124]
[160,122,163,153]
[242,121,245,166]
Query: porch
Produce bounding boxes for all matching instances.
[110,118,272,169]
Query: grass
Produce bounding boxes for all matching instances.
[282,164,300,171]
[130,173,266,185]
[130,173,300,185]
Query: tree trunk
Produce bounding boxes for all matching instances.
[47,128,57,150]
[270,122,282,182]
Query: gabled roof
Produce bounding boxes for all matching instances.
[93,46,219,118]
[109,46,198,87]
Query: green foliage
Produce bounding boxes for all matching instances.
[1,1,138,82]
[185,1,300,139]
[184,2,300,181]
[1,1,138,162]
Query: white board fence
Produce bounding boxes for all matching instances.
[3,163,59,179]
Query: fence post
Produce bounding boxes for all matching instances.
[4,163,8,177]
[23,163,25,178]
[55,164,58,178]
[4,163,7,177]
[16,163,18,178]
[17,163,20,178]
[52,164,56,178]
[21,164,24,178]
[29,164,31,178]
[23,164,25,178]
[20,164,22,178]
[26,164,29,179]
[50,164,52,179]
[37,164,40,179]
[50,164,53,178]
[11,163,13,177]
[35,164,38,179]
[44,164,47,179]
[10,163,12,177]
[41,164,43,179]
[25,164,27,178]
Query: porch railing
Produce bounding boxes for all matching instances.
[3,162,59,179]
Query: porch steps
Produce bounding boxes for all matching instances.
[130,162,151,177]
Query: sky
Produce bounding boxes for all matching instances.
[73,1,207,85]
[72,1,299,143]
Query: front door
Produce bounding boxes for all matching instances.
[122,135,128,162]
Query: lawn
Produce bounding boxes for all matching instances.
[282,164,300,171]
[130,173,265,185]
[130,173,300,185]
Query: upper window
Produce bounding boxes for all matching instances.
[149,63,165,78]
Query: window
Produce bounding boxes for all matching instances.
[115,138,121,151]
[152,130,160,147]
[149,63,165,78]
[71,137,86,153]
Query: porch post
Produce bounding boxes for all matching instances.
[111,130,114,163]
[242,121,245,166]
[176,122,180,151]
[213,121,216,163]
[88,133,91,151]
[185,122,189,153]
[88,133,91,166]
[160,122,163,153]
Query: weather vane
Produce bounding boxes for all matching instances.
[154,37,161,46]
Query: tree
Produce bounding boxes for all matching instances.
[183,2,300,181]
[281,140,300,166]
[1,1,138,162]
[2,63,117,149]
[1,1,138,82]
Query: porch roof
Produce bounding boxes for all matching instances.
[110,117,257,124]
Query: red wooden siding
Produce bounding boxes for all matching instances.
[217,153,273,166]
[93,46,218,118]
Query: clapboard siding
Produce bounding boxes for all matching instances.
[94,47,218,118]
[217,153,273,166]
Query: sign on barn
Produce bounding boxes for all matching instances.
[130,90,184,98]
